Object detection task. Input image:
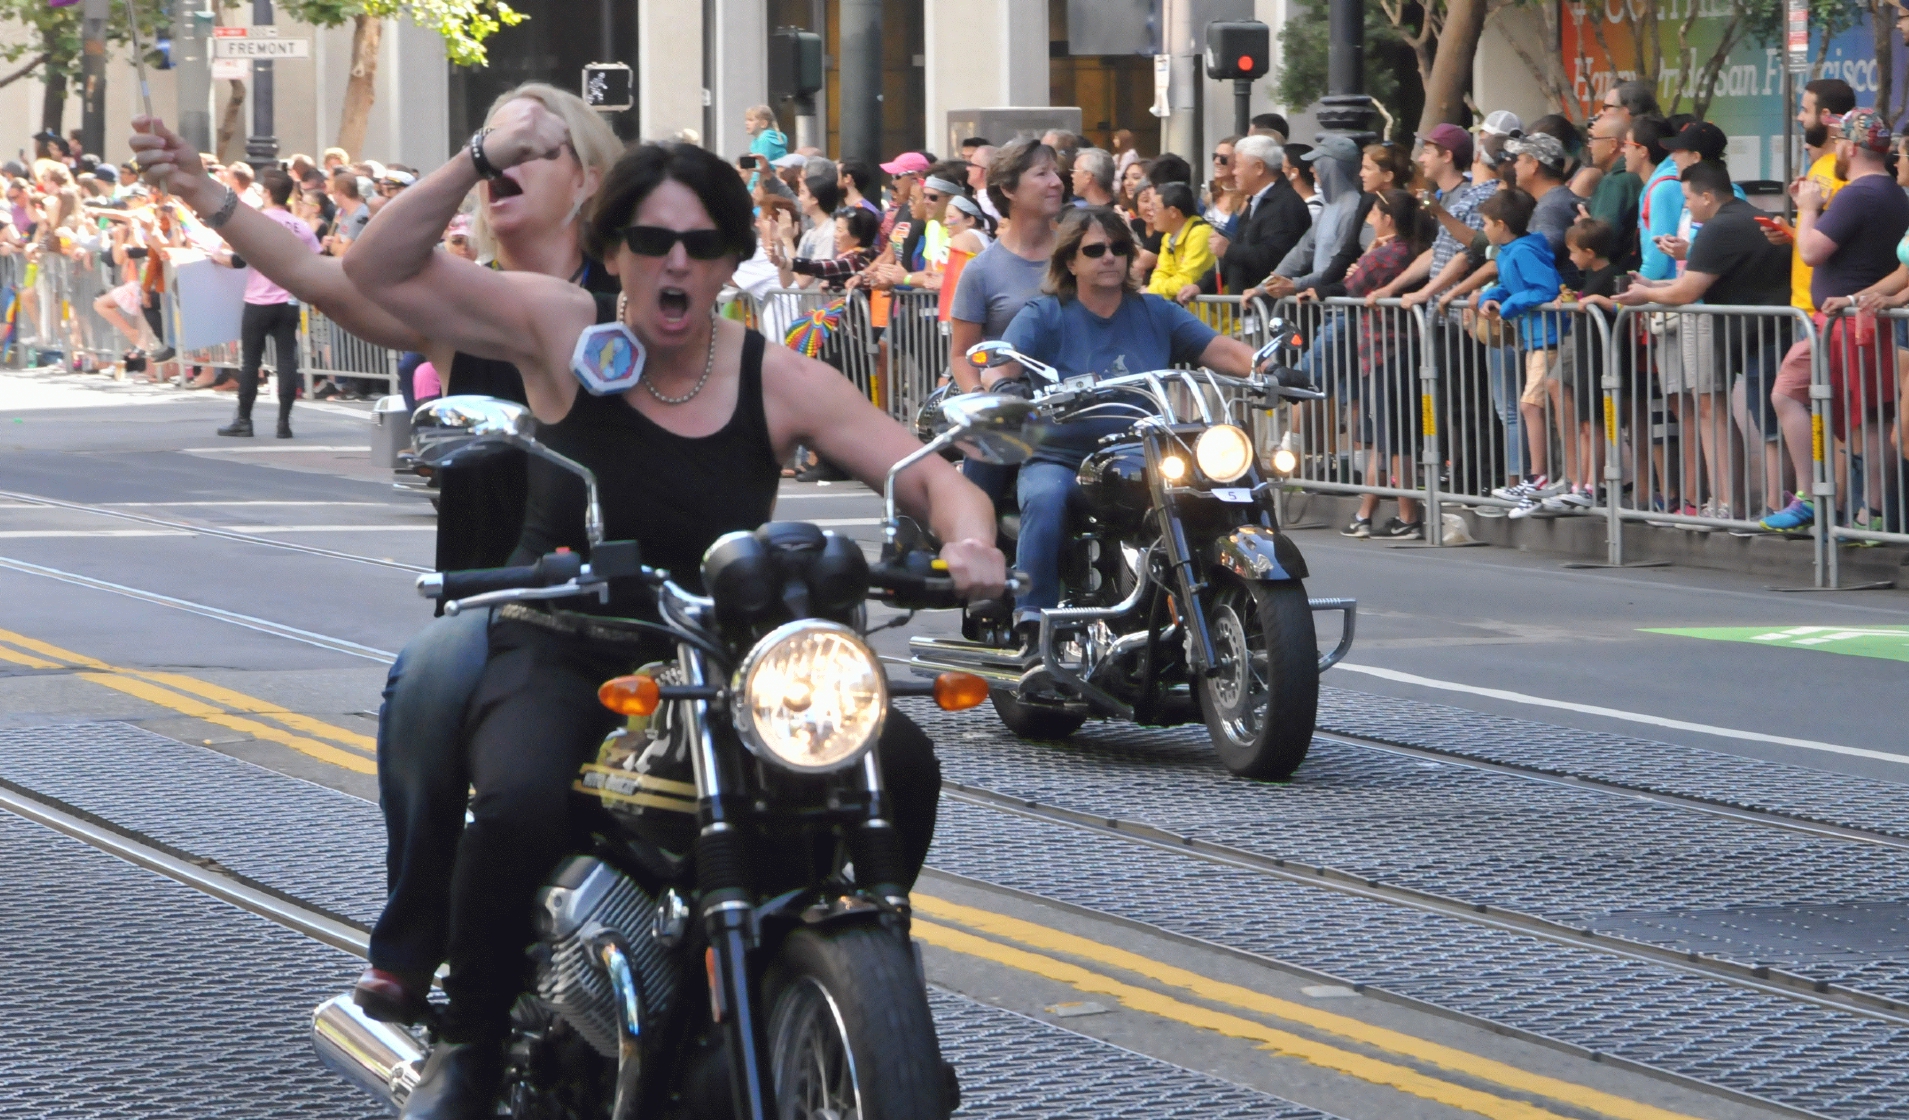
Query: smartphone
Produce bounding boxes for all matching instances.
[737,154,758,169]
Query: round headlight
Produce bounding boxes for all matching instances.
[735,620,887,773]
[1195,424,1254,484]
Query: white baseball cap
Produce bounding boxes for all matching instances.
[1480,110,1523,137]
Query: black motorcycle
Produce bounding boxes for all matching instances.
[905,331,1356,780]
[313,394,1032,1120]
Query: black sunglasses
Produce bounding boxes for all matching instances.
[619,225,727,260]
[1077,242,1131,259]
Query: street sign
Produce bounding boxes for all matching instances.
[212,37,308,59]
[1786,0,1809,73]
[582,62,633,112]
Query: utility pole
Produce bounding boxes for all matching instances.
[174,0,214,154]
[838,0,882,167]
[80,0,110,158]
[245,0,279,165]
[1317,0,1374,141]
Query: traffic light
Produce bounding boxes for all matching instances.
[1205,21,1270,81]
[769,27,824,102]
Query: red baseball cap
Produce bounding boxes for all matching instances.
[879,152,931,176]
[1417,123,1473,169]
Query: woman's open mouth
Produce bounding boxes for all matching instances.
[488,175,524,201]
[658,287,690,325]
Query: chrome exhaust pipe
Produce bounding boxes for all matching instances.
[312,994,427,1109]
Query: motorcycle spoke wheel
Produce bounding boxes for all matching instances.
[770,977,861,1120]
[1198,579,1318,780]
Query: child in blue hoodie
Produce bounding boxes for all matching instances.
[1473,188,1567,513]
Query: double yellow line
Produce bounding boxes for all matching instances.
[0,624,1710,1119]
[0,626,378,774]
[915,894,1707,1120]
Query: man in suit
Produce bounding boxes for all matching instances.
[1218,133,1311,297]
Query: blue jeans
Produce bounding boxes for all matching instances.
[1485,342,1525,479]
[1016,459,1084,616]
[368,608,492,977]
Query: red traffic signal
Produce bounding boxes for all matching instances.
[1206,21,1270,81]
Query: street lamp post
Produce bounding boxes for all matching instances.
[1316,0,1374,141]
[245,0,279,165]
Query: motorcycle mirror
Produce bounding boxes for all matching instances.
[940,393,1042,466]
[964,340,1013,368]
[412,395,607,547]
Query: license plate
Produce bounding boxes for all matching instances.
[1211,488,1253,503]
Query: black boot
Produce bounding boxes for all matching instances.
[276,419,293,439]
[399,1039,502,1120]
[216,415,253,437]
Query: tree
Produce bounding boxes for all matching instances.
[0,0,168,141]
[275,0,523,157]
[1276,0,1422,139]
[1372,0,1493,133]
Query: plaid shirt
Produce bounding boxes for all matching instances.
[790,247,874,292]
[1429,177,1492,283]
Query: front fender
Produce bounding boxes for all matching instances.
[1210,524,1309,583]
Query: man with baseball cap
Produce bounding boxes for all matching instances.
[1371,124,1479,304]
[1760,108,1909,531]
[1662,121,1728,164]
[1506,131,1581,285]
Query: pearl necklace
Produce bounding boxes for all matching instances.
[619,291,718,405]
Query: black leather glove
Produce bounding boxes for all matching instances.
[985,376,1035,400]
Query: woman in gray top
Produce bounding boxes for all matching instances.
[948,138,1065,390]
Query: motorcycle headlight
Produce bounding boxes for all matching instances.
[734,620,887,774]
[1195,424,1254,484]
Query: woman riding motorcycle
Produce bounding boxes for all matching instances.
[979,206,1259,643]
[129,86,628,1034]
[340,100,1006,1118]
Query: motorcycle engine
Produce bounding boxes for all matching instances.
[532,856,677,1059]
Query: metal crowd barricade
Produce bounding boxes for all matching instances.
[882,288,946,426]
[1256,295,1445,541]
[1607,304,1828,579]
[749,286,882,409]
[300,305,397,395]
[1817,305,1909,577]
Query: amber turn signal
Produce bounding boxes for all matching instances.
[933,672,990,711]
[599,674,660,717]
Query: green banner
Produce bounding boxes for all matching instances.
[1645,626,1909,663]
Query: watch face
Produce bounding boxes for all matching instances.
[571,321,646,396]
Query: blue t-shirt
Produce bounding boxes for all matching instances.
[1002,292,1219,464]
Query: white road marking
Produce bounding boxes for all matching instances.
[0,529,193,538]
[1336,663,1903,764]
[182,445,372,453]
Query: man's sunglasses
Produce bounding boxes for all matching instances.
[1077,242,1131,259]
[619,225,728,260]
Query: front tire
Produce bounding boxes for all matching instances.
[990,691,1088,740]
[764,925,952,1120]
[1199,578,1318,780]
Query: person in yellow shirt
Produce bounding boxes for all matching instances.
[1783,78,1855,311]
[1144,181,1214,304]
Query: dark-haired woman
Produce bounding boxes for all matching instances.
[1306,189,1427,539]
[768,202,876,290]
[1631,116,1681,281]
[982,207,1259,639]
[344,98,1005,1115]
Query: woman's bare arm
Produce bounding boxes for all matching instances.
[342,99,590,380]
[129,116,427,352]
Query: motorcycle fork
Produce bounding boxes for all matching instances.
[1142,434,1220,677]
[679,643,776,1120]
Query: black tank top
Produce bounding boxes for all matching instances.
[434,263,620,572]
[513,329,782,613]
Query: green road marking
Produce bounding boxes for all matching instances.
[1644,625,1909,663]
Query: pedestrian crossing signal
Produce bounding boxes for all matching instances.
[1205,22,1269,81]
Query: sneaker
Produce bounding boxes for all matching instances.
[1340,515,1372,539]
[1507,496,1545,520]
[1490,475,1544,502]
[1380,517,1424,540]
[314,382,341,400]
[1758,497,1815,533]
[1541,488,1595,512]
